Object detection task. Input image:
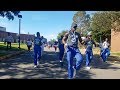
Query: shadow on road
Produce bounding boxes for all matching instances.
[0,50,120,79]
[90,54,120,70]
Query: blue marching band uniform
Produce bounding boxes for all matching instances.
[100,38,110,62]
[33,32,42,68]
[32,28,110,79]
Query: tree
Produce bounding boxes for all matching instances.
[91,12,111,42]
[72,11,91,36]
[109,11,120,32]
[57,30,68,39]
[91,11,120,43]
[0,11,20,20]
[50,39,56,45]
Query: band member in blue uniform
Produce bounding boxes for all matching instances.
[58,35,64,67]
[33,32,42,68]
[62,24,83,79]
[84,32,96,70]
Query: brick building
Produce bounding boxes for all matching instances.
[20,34,35,43]
[0,30,35,43]
[111,30,120,52]
[0,26,46,44]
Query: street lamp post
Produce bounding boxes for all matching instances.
[28,32,29,40]
[18,15,22,49]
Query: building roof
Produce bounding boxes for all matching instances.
[0,26,6,32]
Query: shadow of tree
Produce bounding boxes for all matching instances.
[0,50,120,79]
[91,54,120,70]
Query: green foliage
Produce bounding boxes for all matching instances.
[57,30,68,39]
[56,11,120,44]
[72,11,91,36]
[0,11,20,20]
[49,39,56,44]
[91,11,120,42]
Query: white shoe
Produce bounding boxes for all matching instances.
[37,61,39,65]
[73,66,76,78]
[90,56,92,60]
[60,60,63,67]
[85,66,91,70]
[34,65,37,68]
[60,60,63,63]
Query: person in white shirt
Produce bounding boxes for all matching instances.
[5,32,14,50]
[26,39,32,51]
[100,38,110,62]
[102,38,110,49]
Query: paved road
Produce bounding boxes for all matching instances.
[0,47,120,79]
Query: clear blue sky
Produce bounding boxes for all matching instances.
[0,11,95,41]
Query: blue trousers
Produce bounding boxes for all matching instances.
[85,50,93,67]
[34,45,41,65]
[66,46,83,79]
[59,45,65,61]
[101,48,110,62]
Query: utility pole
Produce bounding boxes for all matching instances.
[18,15,22,49]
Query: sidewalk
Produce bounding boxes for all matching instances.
[0,42,28,61]
[0,50,26,61]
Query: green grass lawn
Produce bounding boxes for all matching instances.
[111,53,120,56]
[0,42,28,51]
[0,42,28,57]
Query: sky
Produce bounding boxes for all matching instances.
[0,11,95,41]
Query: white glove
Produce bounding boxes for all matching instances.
[65,43,67,47]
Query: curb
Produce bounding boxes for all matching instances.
[0,50,26,61]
